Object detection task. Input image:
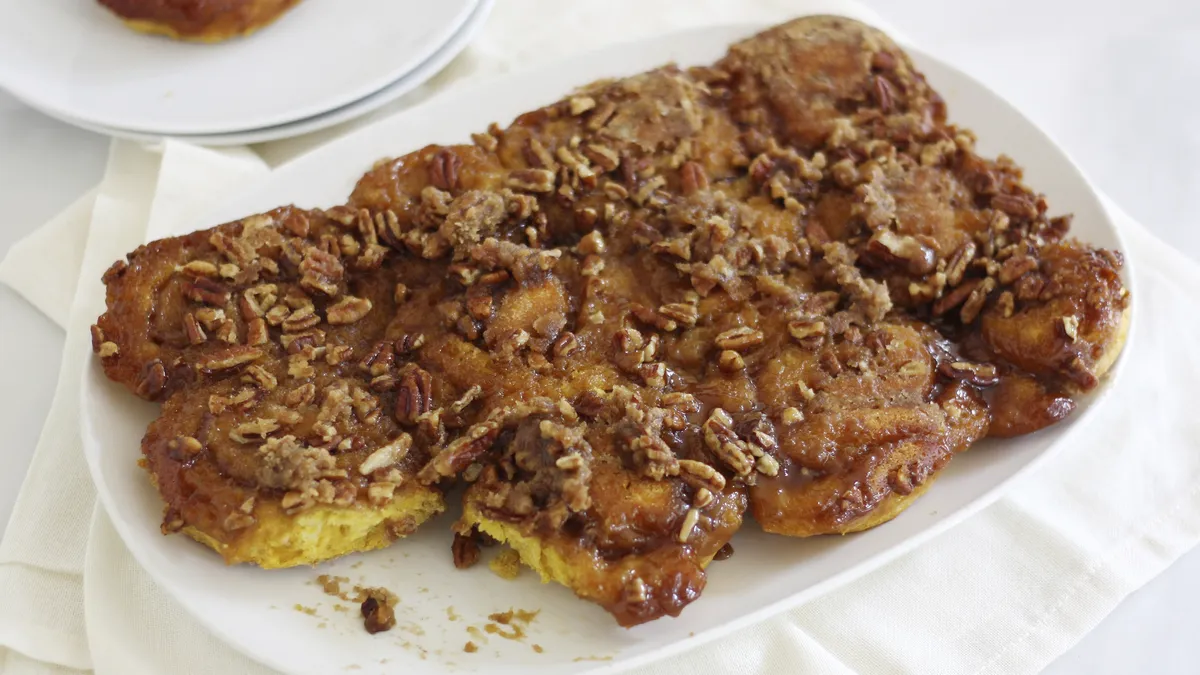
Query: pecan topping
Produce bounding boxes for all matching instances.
[326,296,373,325]
[429,149,462,191]
[680,161,709,195]
[1060,315,1080,342]
[702,408,754,476]
[452,532,481,569]
[198,346,264,372]
[787,318,826,348]
[991,193,1038,220]
[871,50,897,71]
[657,302,699,328]
[568,95,596,116]
[718,350,744,372]
[395,367,434,425]
[630,304,677,332]
[714,327,764,351]
[299,248,344,296]
[136,360,167,398]
[865,230,935,275]
[959,277,996,323]
[932,277,982,316]
[873,75,896,113]
[361,589,397,634]
[180,260,218,278]
[359,433,413,475]
[186,277,230,306]
[507,169,556,193]
[998,255,1039,284]
[944,240,976,287]
[938,361,999,387]
[552,331,581,359]
[229,418,281,444]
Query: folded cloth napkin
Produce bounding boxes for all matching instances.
[4,2,1200,674]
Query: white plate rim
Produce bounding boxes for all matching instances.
[11,0,496,147]
[0,0,478,135]
[79,22,1137,675]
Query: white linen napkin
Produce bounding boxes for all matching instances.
[4,2,1200,674]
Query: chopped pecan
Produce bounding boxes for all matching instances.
[718,350,745,372]
[198,346,264,372]
[959,277,996,323]
[507,169,556,193]
[243,364,277,391]
[285,383,316,407]
[552,331,581,359]
[787,317,826,348]
[677,508,701,543]
[394,333,426,355]
[1060,315,1080,342]
[991,193,1038,220]
[136,359,167,398]
[657,302,699,328]
[932,277,981,316]
[229,418,281,444]
[186,277,230,306]
[361,590,397,635]
[938,361,999,386]
[630,304,677,332]
[569,95,596,116]
[180,260,219,278]
[359,434,413,475]
[282,306,321,333]
[865,230,936,275]
[702,408,754,476]
[944,240,976,287]
[998,255,1039,284]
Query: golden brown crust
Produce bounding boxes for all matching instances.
[97,0,301,42]
[91,15,1130,625]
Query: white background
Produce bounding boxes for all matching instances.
[1,0,1197,671]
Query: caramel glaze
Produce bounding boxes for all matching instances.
[92,16,1129,626]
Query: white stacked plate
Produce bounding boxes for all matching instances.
[0,0,495,145]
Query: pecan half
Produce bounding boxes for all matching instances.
[430,149,462,191]
[395,367,434,425]
[136,359,167,399]
[714,327,764,351]
[198,346,264,372]
[680,161,709,195]
[452,532,481,569]
[787,318,827,348]
[991,193,1038,220]
[326,296,373,325]
[873,75,897,113]
[186,277,230,306]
